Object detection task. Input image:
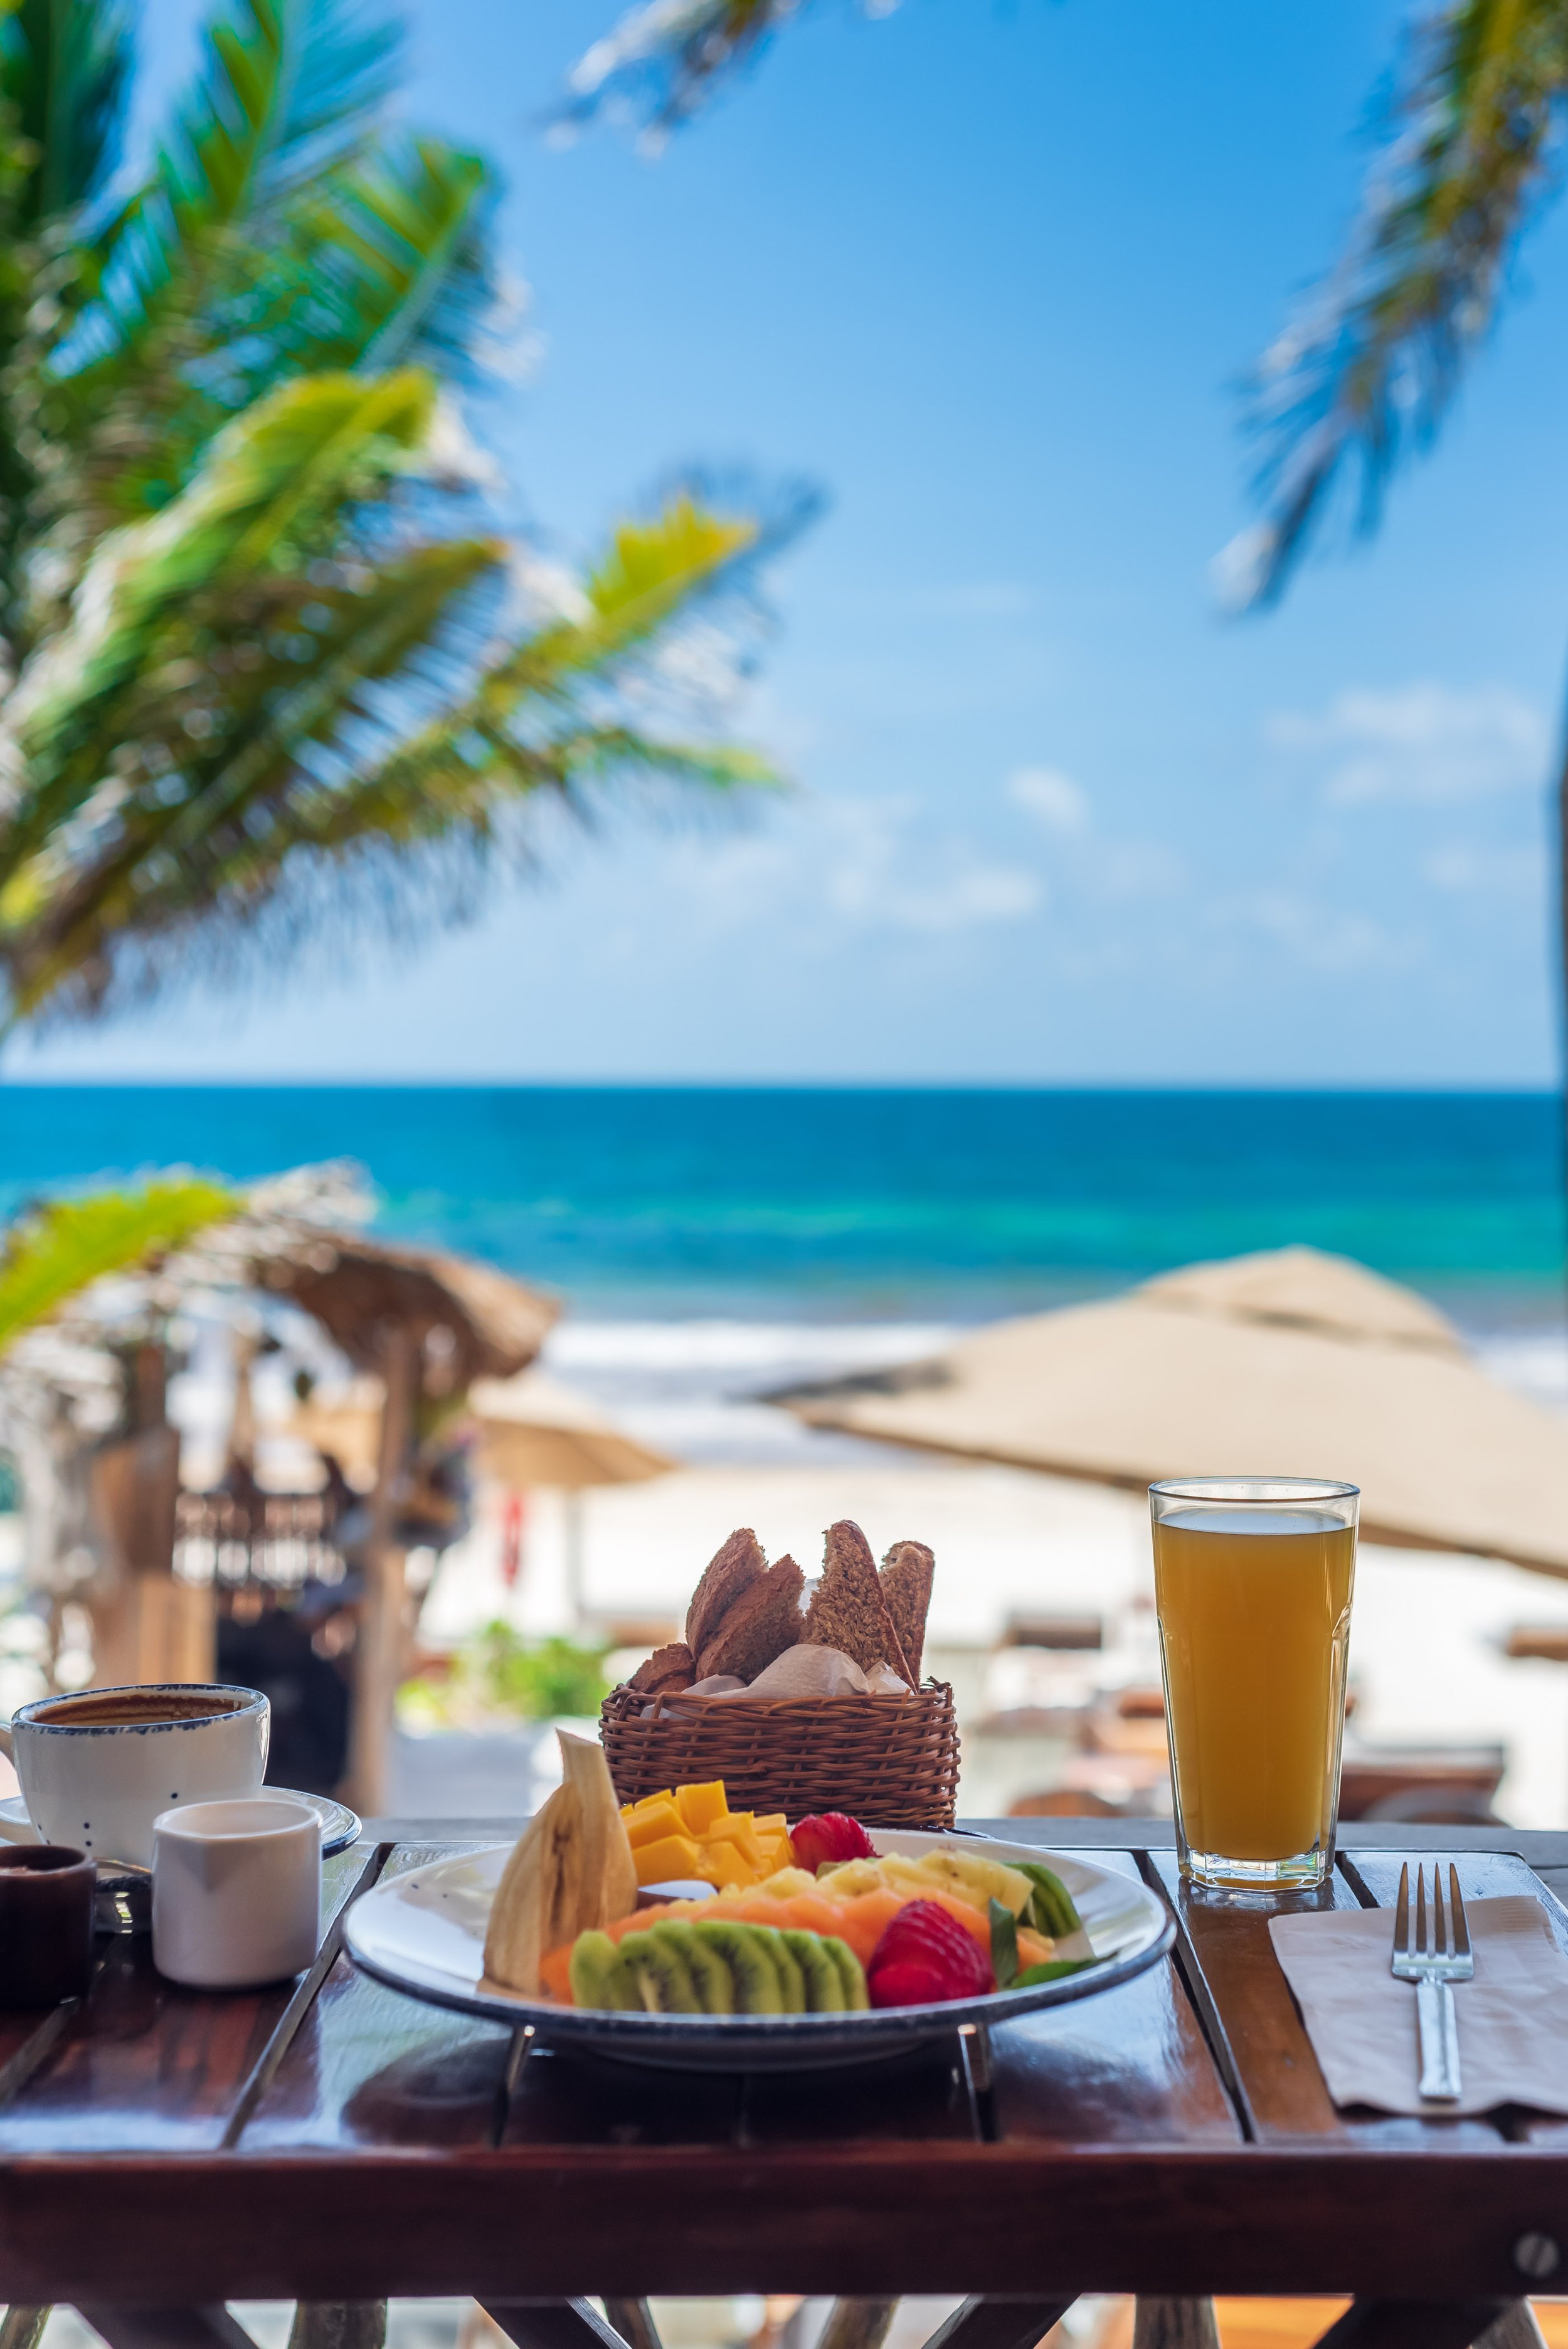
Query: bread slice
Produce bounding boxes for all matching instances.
[695,1555,805,1681]
[630,1641,694,1694]
[686,1527,766,1659]
[880,1540,935,1685]
[802,1519,912,1682]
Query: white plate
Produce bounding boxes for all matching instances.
[0,1788,361,1859]
[344,1828,1175,2069]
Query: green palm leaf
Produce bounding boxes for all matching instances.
[0,1177,239,1354]
[6,366,436,820]
[560,0,795,135]
[0,0,811,1039]
[1236,0,1568,605]
[0,0,131,228]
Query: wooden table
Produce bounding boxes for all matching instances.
[1,1818,1565,2349]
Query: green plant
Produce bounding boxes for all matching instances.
[0,0,800,1034]
[0,1177,239,1354]
[400,1623,611,1727]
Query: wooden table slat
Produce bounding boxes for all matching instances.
[238,1845,515,2151]
[0,1840,374,2153]
[1144,1851,1500,2146]
[988,1851,1239,2146]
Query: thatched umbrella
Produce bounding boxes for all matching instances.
[252,1231,557,1809]
[775,1246,1568,1578]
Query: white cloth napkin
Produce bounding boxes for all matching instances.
[1270,1893,1568,2116]
[639,1646,912,1714]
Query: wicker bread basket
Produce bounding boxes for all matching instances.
[600,1681,961,1828]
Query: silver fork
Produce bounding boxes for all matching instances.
[1391,1861,1474,2102]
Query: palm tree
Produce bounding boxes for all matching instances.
[1211,1,1568,1196]
[0,0,802,1035]
[566,3,1568,1083]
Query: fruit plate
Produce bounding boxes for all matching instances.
[342,1828,1175,2070]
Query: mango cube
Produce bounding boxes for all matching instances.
[631,1832,702,1885]
[625,1800,685,1850]
[700,1839,753,1888]
[674,1780,729,1835]
[698,1813,763,1865]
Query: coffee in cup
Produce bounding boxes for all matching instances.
[0,1684,270,1867]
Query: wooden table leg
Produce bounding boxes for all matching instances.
[77,2309,260,2349]
[289,2309,388,2349]
[816,2304,899,2349]
[1134,2306,1219,2349]
[1306,2304,1512,2349]
[481,2303,643,2349]
[1476,2313,1549,2349]
[923,2300,1078,2349]
[601,2306,659,2349]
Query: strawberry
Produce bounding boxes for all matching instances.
[867,1959,955,2009]
[790,1811,877,1872]
[866,1898,995,2006]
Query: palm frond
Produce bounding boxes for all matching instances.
[559,0,802,137]
[0,531,504,1019]
[5,366,436,822]
[0,479,789,1027]
[49,0,400,391]
[0,0,132,228]
[1236,0,1568,607]
[0,1177,240,1352]
[257,137,495,378]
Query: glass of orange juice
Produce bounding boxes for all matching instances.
[1150,1477,1359,1892]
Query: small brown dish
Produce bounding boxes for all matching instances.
[0,1847,95,2003]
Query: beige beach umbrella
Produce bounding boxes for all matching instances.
[469,1370,676,1621]
[776,1245,1568,1579]
[469,1370,675,1490]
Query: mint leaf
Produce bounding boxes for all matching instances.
[988,1897,1019,1988]
[1014,1957,1098,1988]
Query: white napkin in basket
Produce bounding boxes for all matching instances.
[1270,1893,1568,2116]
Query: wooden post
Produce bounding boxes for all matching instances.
[89,1340,215,1687]
[343,1325,416,1815]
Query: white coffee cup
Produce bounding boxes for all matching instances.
[0,1684,270,1867]
[152,1796,321,1988]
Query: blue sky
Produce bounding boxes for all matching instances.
[15,0,1568,1084]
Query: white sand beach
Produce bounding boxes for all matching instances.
[397,1318,1568,1832]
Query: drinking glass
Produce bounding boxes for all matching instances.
[1150,1477,1359,1892]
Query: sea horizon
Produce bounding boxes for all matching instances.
[0,1083,1560,1329]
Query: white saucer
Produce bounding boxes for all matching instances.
[0,1788,361,1858]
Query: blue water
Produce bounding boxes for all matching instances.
[0,1086,1560,1326]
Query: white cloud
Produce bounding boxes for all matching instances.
[1008,765,1090,834]
[824,798,1041,932]
[1422,842,1545,899]
[664,793,1042,938]
[1224,889,1409,974]
[1266,683,1549,805]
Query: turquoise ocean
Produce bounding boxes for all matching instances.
[0,1084,1559,1320]
[2,1083,1563,1454]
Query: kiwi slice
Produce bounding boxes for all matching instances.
[780,1927,845,2013]
[568,1930,638,2011]
[618,1927,702,2014]
[747,1924,807,2013]
[566,1929,613,2008]
[692,1918,784,2015]
[821,1934,870,2010]
[650,1921,734,2015]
